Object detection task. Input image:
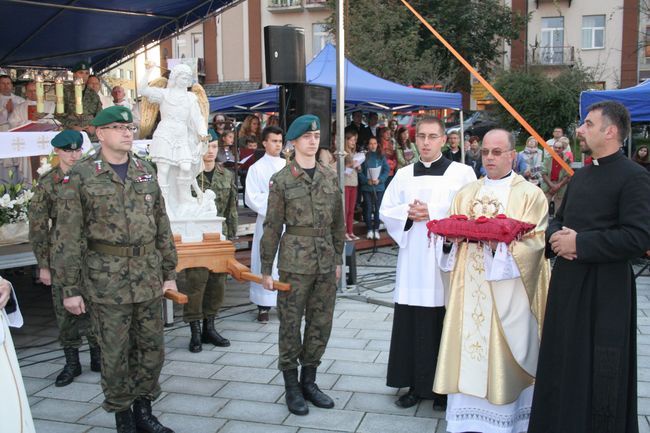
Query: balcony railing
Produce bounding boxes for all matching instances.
[305,0,327,8]
[268,0,303,9]
[529,46,575,66]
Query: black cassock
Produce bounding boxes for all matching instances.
[529,151,650,433]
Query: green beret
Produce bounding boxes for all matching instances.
[91,106,133,126]
[72,61,90,73]
[286,114,320,141]
[51,130,83,150]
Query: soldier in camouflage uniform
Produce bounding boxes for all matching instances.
[180,133,237,353]
[55,62,102,140]
[54,106,178,433]
[28,130,101,387]
[261,114,345,416]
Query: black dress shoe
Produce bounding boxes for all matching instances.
[432,394,447,411]
[395,390,420,408]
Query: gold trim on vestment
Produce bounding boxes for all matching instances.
[433,174,550,405]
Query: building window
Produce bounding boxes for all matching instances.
[582,15,605,49]
[312,23,331,57]
[127,70,133,80]
[541,17,564,64]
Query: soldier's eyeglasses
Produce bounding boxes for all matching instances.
[100,125,137,133]
[62,149,83,153]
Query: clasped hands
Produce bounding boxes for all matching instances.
[549,226,577,260]
[407,199,429,222]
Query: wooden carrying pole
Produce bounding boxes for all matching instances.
[400,0,574,176]
[173,233,290,293]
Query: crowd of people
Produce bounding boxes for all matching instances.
[1,63,649,433]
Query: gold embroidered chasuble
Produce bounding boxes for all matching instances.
[433,174,550,405]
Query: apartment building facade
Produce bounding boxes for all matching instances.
[159,0,331,96]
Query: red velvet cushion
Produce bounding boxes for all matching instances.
[426,214,535,244]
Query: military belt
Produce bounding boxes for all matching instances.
[87,240,156,257]
[285,226,328,237]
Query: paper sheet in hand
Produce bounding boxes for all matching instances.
[353,152,365,166]
[368,167,381,180]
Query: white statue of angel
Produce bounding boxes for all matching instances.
[139,62,211,217]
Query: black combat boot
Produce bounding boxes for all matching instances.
[89,344,101,372]
[55,347,81,387]
[283,369,309,415]
[188,321,202,353]
[115,408,137,433]
[201,316,230,347]
[132,397,174,433]
[300,365,334,408]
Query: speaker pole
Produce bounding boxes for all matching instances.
[336,0,347,292]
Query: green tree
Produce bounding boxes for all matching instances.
[491,65,594,141]
[326,0,527,92]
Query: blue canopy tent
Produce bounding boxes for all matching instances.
[0,0,240,71]
[210,43,462,113]
[579,80,650,123]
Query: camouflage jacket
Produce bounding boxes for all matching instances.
[260,160,345,275]
[195,164,238,240]
[55,85,102,130]
[53,151,177,304]
[28,166,65,269]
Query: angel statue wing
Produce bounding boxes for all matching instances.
[139,76,168,139]
[191,83,210,126]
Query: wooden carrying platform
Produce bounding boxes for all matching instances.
[163,232,289,310]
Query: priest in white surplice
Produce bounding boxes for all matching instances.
[245,126,286,323]
[379,116,476,409]
[433,129,550,433]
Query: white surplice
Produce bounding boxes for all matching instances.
[0,94,25,131]
[8,99,55,129]
[379,159,476,307]
[245,153,286,306]
[0,282,36,433]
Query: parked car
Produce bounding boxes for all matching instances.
[446,110,499,140]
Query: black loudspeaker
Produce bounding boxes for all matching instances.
[264,26,306,85]
[280,83,332,149]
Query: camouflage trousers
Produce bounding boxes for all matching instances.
[90,297,164,412]
[277,271,336,371]
[51,284,97,348]
[178,268,226,322]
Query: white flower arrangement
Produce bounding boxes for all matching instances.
[0,173,33,226]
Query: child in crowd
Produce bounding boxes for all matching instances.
[358,136,389,240]
[344,129,361,241]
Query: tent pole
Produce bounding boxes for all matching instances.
[336,0,347,291]
[460,110,465,164]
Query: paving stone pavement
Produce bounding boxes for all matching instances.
[8,250,650,433]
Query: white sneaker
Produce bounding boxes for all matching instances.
[366,231,374,239]
[374,230,381,239]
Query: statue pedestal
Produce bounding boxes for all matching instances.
[170,216,225,243]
